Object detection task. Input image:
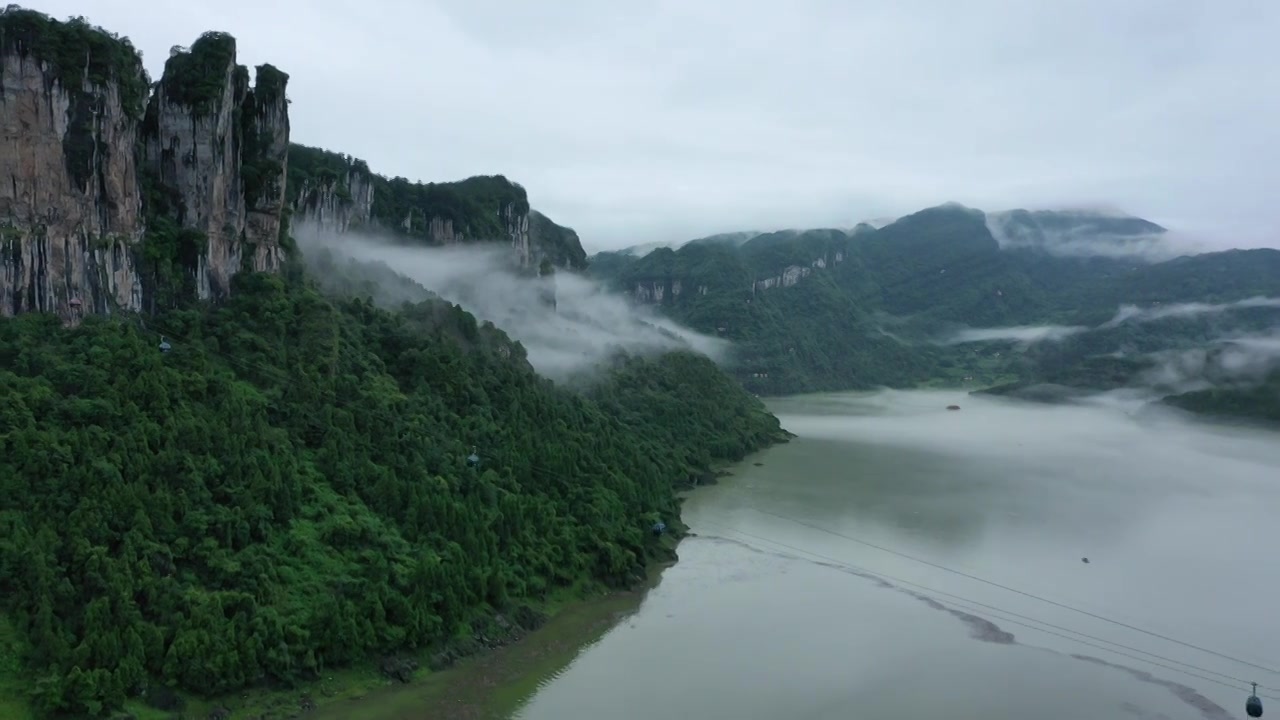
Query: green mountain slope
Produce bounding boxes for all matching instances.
[591,205,1280,422]
[0,8,786,719]
[0,269,786,718]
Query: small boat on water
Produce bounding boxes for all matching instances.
[946,405,961,411]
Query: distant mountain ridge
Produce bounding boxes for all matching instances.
[587,203,1280,424]
[605,206,1169,260]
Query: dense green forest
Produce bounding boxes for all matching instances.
[0,8,786,717]
[0,268,786,718]
[589,205,1280,422]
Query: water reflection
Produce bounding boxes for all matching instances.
[511,390,1280,720]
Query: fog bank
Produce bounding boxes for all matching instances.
[295,227,729,380]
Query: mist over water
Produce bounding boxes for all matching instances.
[1140,331,1280,392]
[936,297,1280,393]
[508,390,1280,720]
[294,227,729,380]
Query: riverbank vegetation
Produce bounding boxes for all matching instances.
[0,267,785,718]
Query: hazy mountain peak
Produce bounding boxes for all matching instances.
[987,207,1173,261]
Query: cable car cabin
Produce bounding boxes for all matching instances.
[652,521,667,536]
[1247,684,1263,718]
[466,453,480,468]
[158,339,172,353]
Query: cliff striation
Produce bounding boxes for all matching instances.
[0,9,148,319]
[0,8,291,321]
[608,229,849,308]
[287,143,588,271]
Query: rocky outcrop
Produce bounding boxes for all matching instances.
[241,66,291,275]
[404,204,529,263]
[628,250,842,305]
[290,152,375,237]
[750,252,843,294]
[506,202,531,267]
[0,9,292,320]
[286,143,585,272]
[633,278,704,303]
[529,209,588,270]
[0,10,147,320]
[142,33,290,301]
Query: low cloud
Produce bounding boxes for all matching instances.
[945,296,1280,348]
[982,209,1227,263]
[1100,296,1280,328]
[942,324,1090,346]
[1140,330,1280,392]
[294,226,729,381]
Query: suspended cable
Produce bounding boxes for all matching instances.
[741,503,1280,677]
[698,519,1279,701]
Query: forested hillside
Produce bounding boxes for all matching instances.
[0,268,786,718]
[0,7,788,718]
[591,205,1280,422]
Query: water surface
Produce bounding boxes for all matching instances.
[511,390,1280,720]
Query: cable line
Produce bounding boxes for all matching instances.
[698,519,1279,700]
[742,503,1280,678]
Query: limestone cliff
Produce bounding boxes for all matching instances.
[287,143,586,271]
[290,151,375,236]
[141,32,290,302]
[749,251,845,295]
[0,8,291,320]
[0,9,148,319]
[612,231,849,307]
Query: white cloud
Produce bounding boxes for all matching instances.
[294,226,728,380]
[944,325,1090,345]
[1101,297,1280,328]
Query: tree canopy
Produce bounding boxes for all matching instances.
[0,268,785,718]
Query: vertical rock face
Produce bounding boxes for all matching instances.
[142,33,290,301]
[292,169,374,236]
[528,210,588,271]
[505,203,530,267]
[241,65,291,275]
[286,143,586,272]
[0,11,148,320]
[0,10,292,320]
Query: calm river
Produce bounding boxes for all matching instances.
[508,389,1280,720]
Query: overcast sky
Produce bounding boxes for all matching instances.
[47,0,1280,252]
